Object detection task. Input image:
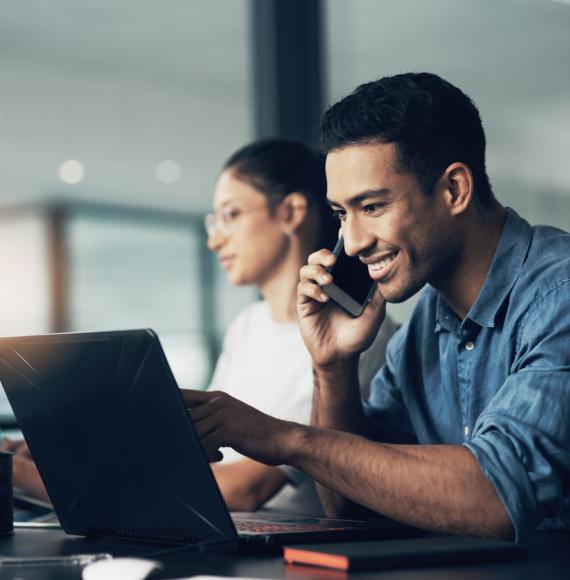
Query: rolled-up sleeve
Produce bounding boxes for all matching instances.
[465,283,570,542]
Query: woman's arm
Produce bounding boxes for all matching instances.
[211,458,288,511]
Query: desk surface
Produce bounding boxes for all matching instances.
[0,528,569,579]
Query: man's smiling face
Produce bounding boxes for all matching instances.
[326,142,457,303]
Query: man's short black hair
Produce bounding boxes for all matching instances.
[320,72,495,210]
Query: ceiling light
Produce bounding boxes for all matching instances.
[155,159,182,184]
[59,160,85,184]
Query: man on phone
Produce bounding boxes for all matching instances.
[184,72,570,542]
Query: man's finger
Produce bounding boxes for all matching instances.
[189,401,217,423]
[180,388,218,407]
[297,280,330,304]
[307,249,336,267]
[299,264,332,286]
[202,433,227,457]
[190,411,221,439]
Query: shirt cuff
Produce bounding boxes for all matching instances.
[464,429,539,543]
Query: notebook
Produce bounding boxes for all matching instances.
[284,536,527,571]
[0,329,415,550]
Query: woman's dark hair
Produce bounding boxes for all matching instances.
[320,72,495,210]
[224,138,338,249]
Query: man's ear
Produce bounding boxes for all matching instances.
[439,162,474,216]
[277,192,308,234]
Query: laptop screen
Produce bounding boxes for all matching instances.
[0,329,237,545]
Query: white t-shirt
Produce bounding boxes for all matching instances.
[208,301,322,515]
[209,301,312,428]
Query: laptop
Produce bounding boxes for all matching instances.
[0,329,415,550]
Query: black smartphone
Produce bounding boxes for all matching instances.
[321,236,376,317]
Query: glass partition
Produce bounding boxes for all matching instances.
[67,212,209,388]
[0,0,256,423]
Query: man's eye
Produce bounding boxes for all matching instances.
[363,203,386,215]
[331,210,346,222]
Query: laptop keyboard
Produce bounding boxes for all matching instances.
[235,519,345,534]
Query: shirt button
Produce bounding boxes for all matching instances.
[464,425,470,437]
[465,341,475,351]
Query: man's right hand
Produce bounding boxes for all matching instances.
[181,389,301,466]
[297,248,386,369]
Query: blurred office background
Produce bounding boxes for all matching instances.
[0,0,569,420]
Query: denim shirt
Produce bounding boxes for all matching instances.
[364,208,570,542]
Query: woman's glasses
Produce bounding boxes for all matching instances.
[204,204,269,236]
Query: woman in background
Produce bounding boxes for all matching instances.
[203,138,396,514]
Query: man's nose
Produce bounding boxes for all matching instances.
[341,216,375,258]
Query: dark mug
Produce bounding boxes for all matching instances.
[0,450,13,535]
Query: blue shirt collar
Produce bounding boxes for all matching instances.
[435,207,532,331]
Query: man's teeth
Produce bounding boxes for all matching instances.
[370,254,396,271]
